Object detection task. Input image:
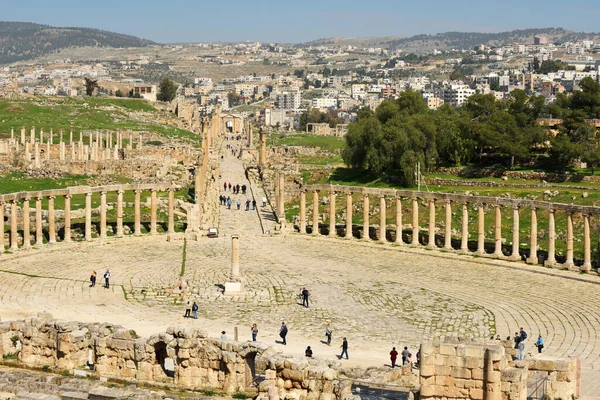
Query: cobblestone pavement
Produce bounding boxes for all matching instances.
[0,145,599,397]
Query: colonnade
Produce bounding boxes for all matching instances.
[3,127,143,165]
[297,185,598,272]
[0,184,177,253]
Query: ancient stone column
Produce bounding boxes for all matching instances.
[582,213,592,272]
[100,191,107,239]
[545,209,556,267]
[426,199,436,249]
[0,202,4,252]
[48,196,56,244]
[46,137,50,161]
[30,127,35,144]
[60,142,65,161]
[312,190,319,235]
[565,212,574,269]
[40,129,44,144]
[150,189,157,235]
[362,193,369,240]
[85,192,92,241]
[493,205,503,257]
[395,197,403,245]
[230,234,241,281]
[69,129,73,145]
[527,207,538,264]
[168,188,175,234]
[461,203,469,252]
[63,195,71,243]
[328,190,336,238]
[379,195,387,243]
[510,206,520,261]
[299,190,307,234]
[134,189,141,235]
[444,200,452,250]
[35,196,43,246]
[10,200,18,250]
[476,204,485,255]
[22,197,31,249]
[20,127,25,145]
[411,197,419,246]
[25,143,31,163]
[34,142,40,168]
[345,192,353,239]
[259,128,267,167]
[278,174,285,218]
[116,190,124,237]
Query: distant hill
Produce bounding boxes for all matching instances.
[300,28,600,53]
[0,21,156,64]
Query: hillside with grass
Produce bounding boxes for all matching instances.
[0,22,156,64]
[0,97,198,141]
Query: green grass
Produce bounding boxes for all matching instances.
[0,173,92,194]
[0,97,199,142]
[267,133,345,153]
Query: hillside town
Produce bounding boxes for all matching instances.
[1,34,600,133]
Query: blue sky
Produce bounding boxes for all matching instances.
[2,0,599,43]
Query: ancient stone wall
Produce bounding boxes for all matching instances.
[419,340,579,400]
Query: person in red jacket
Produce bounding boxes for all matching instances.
[390,347,399,368]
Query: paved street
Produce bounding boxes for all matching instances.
[0,145,599,397]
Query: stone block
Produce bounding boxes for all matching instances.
[465,345,484,358]
[439,343,457,356]
[265,369,277,380]
[420,343,436,356]
[465,357,482,369]
[471,368,483,380]
[487,371,502,383]
[501,368,526,383]
[470,388,484,400]
[420,364,435,377]
[434,365,451,376]
[60,393,88,400]
[420,354,435,366]
[435,376,446,386]
[553,360,573,372]
[420,384,435,397]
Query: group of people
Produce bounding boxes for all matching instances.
[89,269,110,289]
[389,346,419,368]
[183,301,199,319]
[223,182,247,195]
[219,195,256,211]
[511,327,544,360]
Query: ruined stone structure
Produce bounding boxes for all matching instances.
[0,183,178,251]
[419,339,580,400]
[296,184,600,272]
[305,123,348,137]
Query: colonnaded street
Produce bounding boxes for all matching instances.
[1,147,599,397]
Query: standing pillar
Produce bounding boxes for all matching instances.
[299,190,307,234]
[116,190,124,236]
[134,189,141,235]
[168,188,175,234]
[328,190,336,238]
[362,193,370,240]
[0,202,4,252]
[60,142,65,161]
[150,189,157,235]
[20,127,25,145]
[34,142,39,168]
[395,197,403,245]
[564,212,575,269]
[345,192,353,239]
[411,197,419,246]
[461,203,469,252]
[46,131,51,160]
[476,204,485,254]
[426,199,436,249]
[85,192,92,241]
[224,234,244,295]
[259,128,266,167]
[22,197,31,249]
[510,206,520,261]
[582,213,592,272]
[379,195,387,243]
[35,196,43,246]
[444,200,452,250]
[30,127,35,144]
[40,129,44,144]
[278,174,285,218]
[312,190,319,235]
[48,196,56,244]
[100,191,107,239]
[493,205,503,257]
[545,209,556,267]
[527,207,538,264]
[69,129,73,145]
[10,200,18,250]
[63,195,71,242]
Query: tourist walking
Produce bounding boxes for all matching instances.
[236,199,241,210]
[192,302,198,319]
[390,347,398,368]
[252,199,256,210]
[279,322,288,345]
[262,197,267,207]
[103,269,110,289]
[301,287,310,308]
[401,346,409,365]
[339,337,349,359]
[519,327,528,342]
[184,301,191,318]
[536,335,544,353]
[245,200,250,211]
[513,332,521,349]
[224,183,227,192]
[325,324,332,346]
[221,331,228,340]
[89,271,96,287]
[251,323,258,341]
[227,197,232,209]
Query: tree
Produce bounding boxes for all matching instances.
[227,92,241,107]
[115,89,124,98]
[84,77,99,96]
[157,78,177,102]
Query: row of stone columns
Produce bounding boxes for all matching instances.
[0,188,176,252]
[298,191,594,271]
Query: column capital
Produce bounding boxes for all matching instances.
[47,195,55,200]
[362,192,369,199]
[412,196,418,201]
[583,212,590,218]
[23,196,31,201]
[35,196,43,201]
[345,191,353,196]
[150,188,158,193]
[379,194,386,199]
[512,204,520,210]
[444,199,452,205]
[428,198,435,204]
[64,194,72,199]
[493,204,501,208]
[134,189,141,194]
[117,189,125,194]
[85,192,92,197]
[100,190,107,196]
[548,208,555,214]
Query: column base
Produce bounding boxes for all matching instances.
[492,251,504,259]
[526,257,538,264]
[508,254,521,262]
[425,244,436,250]
[224,281,244,296]
[410,242,420,247]
[393,241,404,246]
[544,259,556,268]
[562,261,575,270]
[361,236,371,242]
[345,235,353,240]
[581,263,592,272]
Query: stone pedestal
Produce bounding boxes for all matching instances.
[225,234,244,296]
